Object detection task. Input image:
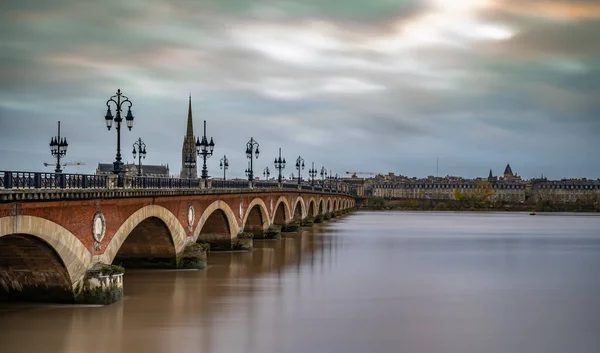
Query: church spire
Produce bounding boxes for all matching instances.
[186,94,194,137]
[488,169,493,179]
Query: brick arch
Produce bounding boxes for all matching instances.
[0,215,91,286]
[193,200,239,240]
[333,199,338,211]
[326,197,332,213]
[100,205,187,265]
[292,196,306,220]
[307,197,317,217]
[318,198,325,215]
[271,196,292,225]
[242,197,270,233]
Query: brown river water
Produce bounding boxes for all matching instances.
[1,211,599,353]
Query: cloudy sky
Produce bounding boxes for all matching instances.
[1,0,599,180]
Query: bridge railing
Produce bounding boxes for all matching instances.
[1,171,107,189]
[252,181,279,188]
[0,171,353,196]
[131,176,200,189]
[212,180,250,189]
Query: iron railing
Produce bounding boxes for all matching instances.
[1,171,107,189]
[212,180,250,189]
[131,176,200,189]
[0,171,354,195]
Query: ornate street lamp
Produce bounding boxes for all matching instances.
[320,166,327,187]
[49,121,68,174]
[245,137,259,182]
[263,166,270,180]
[132,137,147,176]
[295,156,305,185]
[274,147,286,183]
[219,155,229,181]
[308,162,317,186]
[104,89,134,175]
[195,120,215,187]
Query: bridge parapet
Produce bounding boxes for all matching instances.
[0,171,352,203]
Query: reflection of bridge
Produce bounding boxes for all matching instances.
[0,176,355,304]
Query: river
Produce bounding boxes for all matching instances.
[1,211,599,353]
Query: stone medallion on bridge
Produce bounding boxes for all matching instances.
[187,204,195,232]
[239,201,243,220]
[92,211,106,250]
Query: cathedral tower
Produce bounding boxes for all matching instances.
[180,95,197,179]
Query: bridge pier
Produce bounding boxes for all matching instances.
[75,263,124,305]
[176,243,208,269]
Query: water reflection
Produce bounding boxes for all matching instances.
[0,225,336,353]
[1,213,599,353]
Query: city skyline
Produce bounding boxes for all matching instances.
[1,0,599,179]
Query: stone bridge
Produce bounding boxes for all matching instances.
[0,187,355,304]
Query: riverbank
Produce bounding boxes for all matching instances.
[362,198,600,212]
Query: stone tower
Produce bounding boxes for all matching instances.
[180,95,197,179]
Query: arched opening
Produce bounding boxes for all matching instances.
[308,200,315,217]
[326,200,331,213]
[0,234,73,303]
[273,202,288,226]
[333,200,338,211]
[293,200,303,221]
[113,217,177,268]
[318,200,324,215]
[197,209,233,250]
[245,205,265,236]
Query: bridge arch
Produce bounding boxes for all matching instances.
[194,200,239,242]
[242,198,270,235]
[333,199,338,212]
[318,199,325,215]
[0,216,91,285]
[292,196,306,221]
[0,216,91,302]
[100,205,187,266]
[307,197,317,217]
[326,198,332,213]
[272,196,292,225]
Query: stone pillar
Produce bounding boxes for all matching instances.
[75,263,124,305]
[301,216,314,227]
[233,232,253,251]
[177,243,208,269]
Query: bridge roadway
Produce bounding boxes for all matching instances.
[0,173,355,304]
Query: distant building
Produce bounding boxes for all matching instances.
[180,95,197,179]
[371,163,600,204]
[96,163,169,177]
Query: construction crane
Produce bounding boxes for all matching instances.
[345,171,377,178]
[43,161,86,168]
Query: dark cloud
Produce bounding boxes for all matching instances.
[0,0,598,179]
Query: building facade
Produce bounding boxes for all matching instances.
[371,164,600,204]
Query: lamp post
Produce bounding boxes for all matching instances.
[263,166,270,180]
[308,162,317,186]
[320,166,327,187]
[132,137,146,176]
[195,120,215,188]
[274,147,286,183]
[104,89,134,175]
[295,156,305,185]
[219,155,229,181]
[245,137,259,182]
[49,121,68,174]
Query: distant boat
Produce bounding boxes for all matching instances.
[530,211,536,215]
